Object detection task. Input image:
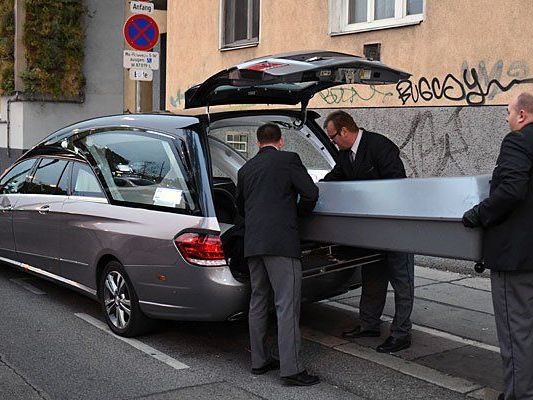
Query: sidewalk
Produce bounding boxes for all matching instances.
[300,265,503,398]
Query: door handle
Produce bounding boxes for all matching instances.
[38,205,50,214]
[0,206,13,213]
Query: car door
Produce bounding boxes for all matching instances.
[59,161,109,286]
[0,158,37,262]
[12,157,70,275]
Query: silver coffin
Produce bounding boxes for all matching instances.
[299,175,490,261]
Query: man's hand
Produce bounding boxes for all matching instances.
[462,205,482,228]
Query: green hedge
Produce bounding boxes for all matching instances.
[0,0,15,96]
[22,0,85,99]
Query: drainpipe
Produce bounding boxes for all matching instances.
[5,92,21,157]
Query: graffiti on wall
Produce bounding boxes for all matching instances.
[318,85,393,105]
[168,59,533,110]
[396,60,533,106]
[398,107,471,177]
[169,89,186,108]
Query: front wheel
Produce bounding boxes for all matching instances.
[99,261,153,337]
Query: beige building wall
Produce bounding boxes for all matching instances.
[166,0,533,110]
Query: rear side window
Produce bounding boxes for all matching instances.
[74,130,200,214]
[71,163,105,198]
[0,159,36,194]
[26,158,69,195]
[57,162,71,195]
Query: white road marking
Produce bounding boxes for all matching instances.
[466,387,502,399]
[325,300,501,354]
[301,327,483,395]
[10,278,46,295]
[75,313,189,370]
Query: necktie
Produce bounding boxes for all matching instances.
[350,150,356,164]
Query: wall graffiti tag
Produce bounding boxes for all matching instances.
[169,89,186,107]
[397,60,533,106]
[398,107,470,177]
[319,85,393,105]
[168,60,532,110]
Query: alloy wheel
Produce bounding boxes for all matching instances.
[103,271,132,329]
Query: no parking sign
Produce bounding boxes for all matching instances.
[124,14,159,51]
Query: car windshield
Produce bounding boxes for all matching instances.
[74,130,199,214]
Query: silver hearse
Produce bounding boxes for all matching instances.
[0,51,412,336]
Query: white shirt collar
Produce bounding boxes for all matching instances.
[350,129,363,157]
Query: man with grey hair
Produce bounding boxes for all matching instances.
[463,92,533,400]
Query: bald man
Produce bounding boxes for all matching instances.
[463,92,533,400]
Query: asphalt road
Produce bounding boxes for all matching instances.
[0,262,500,400]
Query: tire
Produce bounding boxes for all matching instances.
[99,261,153,337]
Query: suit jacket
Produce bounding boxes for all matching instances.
[236,146,319,259]
[478,123,533,271]
[322,130,406,181]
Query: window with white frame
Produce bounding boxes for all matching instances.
[221,0,260,49]
[330,0,424,35]
[225,132,248,153]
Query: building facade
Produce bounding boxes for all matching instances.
[1,1,532,179]
[165,0,533,177]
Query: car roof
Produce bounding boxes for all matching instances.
[39,113,201,146]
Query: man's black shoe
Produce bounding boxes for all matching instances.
[281,370,320,386]
[497,393,504,400]
[376,336,411,353]
[342,326,380,339]
[251,359,280,375]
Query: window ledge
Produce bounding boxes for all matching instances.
[219,41,259,52]
[331,14,423,36]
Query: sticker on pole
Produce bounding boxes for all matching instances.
[123,50,159,70]
[130,1,154,14]
[124,14,159,51]
[129,69,153,81]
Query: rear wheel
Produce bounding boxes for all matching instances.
[100,261,152,337]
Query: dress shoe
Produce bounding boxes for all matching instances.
[251,359,280,375]
[342,326,380,339]
[376,335,411,353]
[281,370,320,386]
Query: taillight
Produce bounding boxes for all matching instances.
[174,232,226,267]
[243,61,287,72]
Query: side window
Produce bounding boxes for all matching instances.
[74,130,200,213]
[0,159,36,194]
[26,158,69,195]
[57,162,71,196]
[71,163,105,198]
[210,123,334,182]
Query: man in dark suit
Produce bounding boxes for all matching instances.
[322,110,415,353]
[236,123,319,386]
[463,92,533,400]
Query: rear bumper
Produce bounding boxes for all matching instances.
[124,264,250,321]
[124,246,381,321]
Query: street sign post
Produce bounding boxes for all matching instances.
[123,14,159,51]
[123,6,159,113]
